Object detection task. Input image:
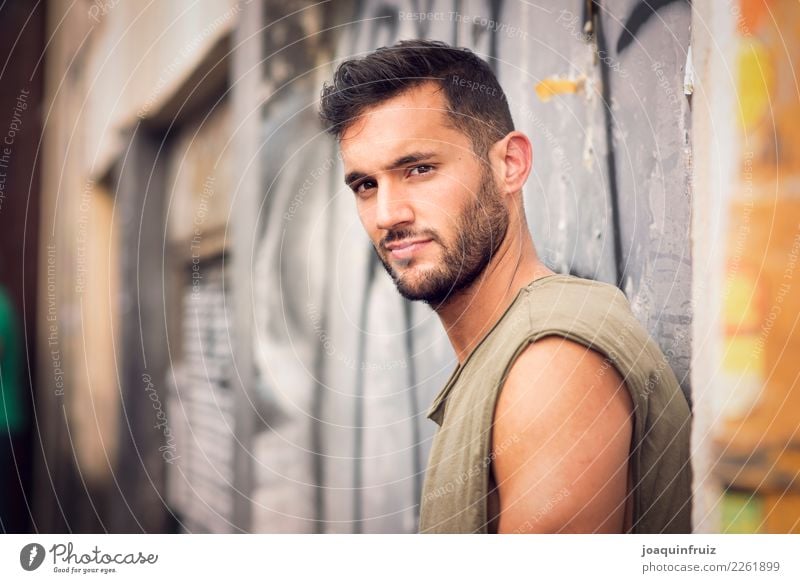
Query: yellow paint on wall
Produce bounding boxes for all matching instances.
[535,76,584,102]
[737,39,774,133]
[722,336,765,375]
[737,1,800,181]
[723,267,765,335]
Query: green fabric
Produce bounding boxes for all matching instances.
[419,274,693,533]
[0,288,25,433]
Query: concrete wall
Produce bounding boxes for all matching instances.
[34,0,242,532]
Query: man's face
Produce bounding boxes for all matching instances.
[339,82,509,306]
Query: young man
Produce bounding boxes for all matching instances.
[319,39,692,533]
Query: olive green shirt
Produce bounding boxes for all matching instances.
[419,274,692,533]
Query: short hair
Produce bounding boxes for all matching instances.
[319,39,515,158]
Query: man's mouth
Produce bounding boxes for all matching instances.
[383,238,433,262]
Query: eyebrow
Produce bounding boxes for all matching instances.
[344,151,437,187]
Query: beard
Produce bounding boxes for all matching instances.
[374,168,510,307]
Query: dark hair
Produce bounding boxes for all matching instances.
[319,39,514,157]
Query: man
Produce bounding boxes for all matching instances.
[319,39,692,533]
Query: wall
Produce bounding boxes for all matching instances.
[692,0,800,534]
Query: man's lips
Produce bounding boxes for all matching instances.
[383,238,433,261]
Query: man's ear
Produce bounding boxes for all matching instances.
[490,131,533,196]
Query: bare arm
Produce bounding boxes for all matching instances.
[492,336,634,533]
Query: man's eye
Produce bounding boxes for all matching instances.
[409,165,433,176]
[354,180,376,195]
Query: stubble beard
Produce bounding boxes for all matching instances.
[375,169,510,307]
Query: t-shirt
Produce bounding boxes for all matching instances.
[419,274,693,533]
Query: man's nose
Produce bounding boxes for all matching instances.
[375,182,414,231]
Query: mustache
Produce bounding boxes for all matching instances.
[380,228,441,250]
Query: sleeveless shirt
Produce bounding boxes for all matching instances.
[418,274,693,533]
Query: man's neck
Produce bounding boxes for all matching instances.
[434,222,554,363]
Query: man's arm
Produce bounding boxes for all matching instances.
[492,335,634,533]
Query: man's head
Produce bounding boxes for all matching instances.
[319,40,531,306]
[319,39,515,159]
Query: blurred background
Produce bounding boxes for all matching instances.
[0,0,797,533]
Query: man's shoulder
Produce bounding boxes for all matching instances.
[503,334,627,394]
[498,276,640,429]
[495,333,635,484]
[524,273,627,305]
[517,274,637,337]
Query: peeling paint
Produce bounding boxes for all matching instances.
[534,75,585,102]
